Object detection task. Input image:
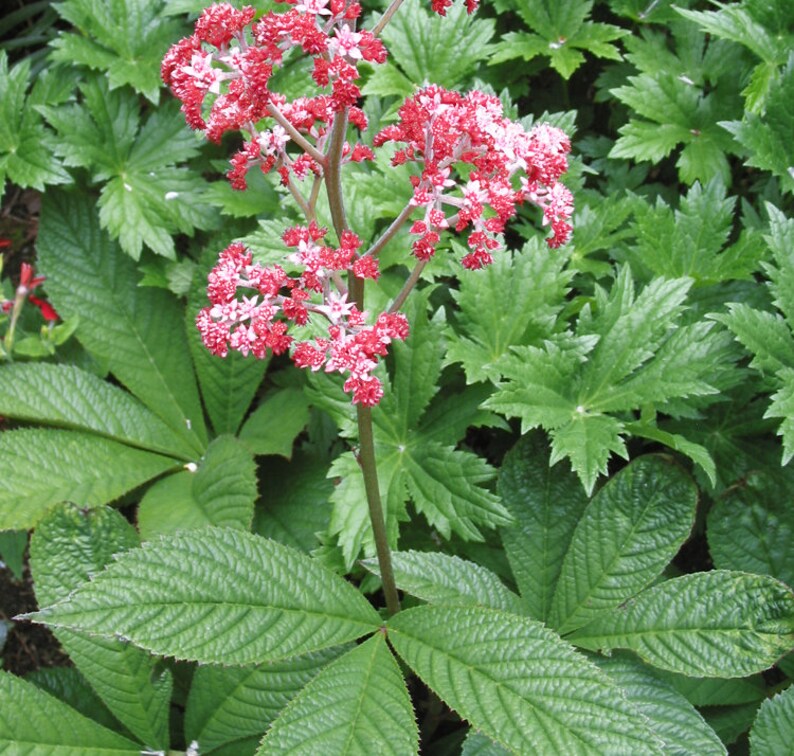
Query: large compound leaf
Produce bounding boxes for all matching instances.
[28,529,381,665]
[0,362,195,459]
[749,685,794,756]
[0,672,140,755]
[185,648,344,753]
[36,190,207,452]
[238,388,310,458]
[497,432,590,622]
[137,435,257,539]
[594,654,726,756]
[362,551,523,614]
[708,470,794,588]
[570,571,794,677]
[388,605,662,754]
[461,731,510,755]
[30,503,172,750]
[257,634,418,755]
[550,456,698,634]
[0,429,177,530]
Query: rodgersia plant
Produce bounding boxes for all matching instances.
[2,1,794,754]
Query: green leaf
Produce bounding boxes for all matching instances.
[362,551,523,613]
[185,648,345,752]
[239,388,310,458]
[257,634,418,755]
[550,456,698,634]
[50,0,184,102]
[445,241,572,384]
[594,653,726,756]
[749,685,794,756]
[0,531,26,580]
[569,571,794,677]
[708,470,794,588]
[253,452,333,554]
[0,672,140,754]
[388,605,662,754]
[717,303,794,376]
[461,731,510,756]
[36,190,207,453]
[0,429,178,530]
[0,52,71,192]
[652,671,766,708]
[379,4,493,88]
[28,529,381,665]
[720,54,794,194]
[0,362,196,458]
[29,503,172,750]
[188,246,269,437]
[497,432,589,622]
[137,435,257,539]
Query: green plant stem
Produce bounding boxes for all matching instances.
[371,0,406,37]
[357,405,401,616]
[325,107,400,616]
[387,259,427,314]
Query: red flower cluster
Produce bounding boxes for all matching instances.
[374,86,573,267]
[1,261,59,322]
[161,1,384,189]
[196,232,407,405]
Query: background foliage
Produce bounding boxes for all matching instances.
[1,0,794,754]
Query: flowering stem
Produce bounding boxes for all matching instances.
[324,110,349,240]
[357,405,401,616]
[362,201,414,260]
[371,0,406,37]
[284,174,312,217]
[267,103,326,165]
[387,259,427,314]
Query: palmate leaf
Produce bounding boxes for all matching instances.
[36,190,207,452]
[388,605,662,754]
[569,571,794,677]
[42,76,211,259]
[749,685,794,756]
[594,654,726,756]
[239,387,311,458]
[0,429,178,530]
[487,268,723,492]
[137,435,258,539]
[489,0,627,79]
[497,432,589,622]
[0,52,70,196]
[362,551,524,614]
[0,672,140,755]
[49,0,184,102]
[444,241,573,384]
[257,634,418,755]
[185,648,345,753]
[0,362,196,459]
[30,504,172,750]
[27,529,381,665]
[721,54,794,194]
[550,456,698,635]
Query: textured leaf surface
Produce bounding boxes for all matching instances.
[29,529,381,665]
[749,685,794,756]
[362,551,523,613]
[0,671,140,754]
[595,654,726,756]
[497,432,589,621]
[708,470,794,588]
[185,648,344,752]
[0,429,177,530]
[0,362,195,458]
[461,731,510,755]
[257,634,418,755]
[550,456,697,634]
[388,605,662,754]
[30,504,172,750]
[36,190,207,453]
[570,571,794,677]
[137,435,257,539]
